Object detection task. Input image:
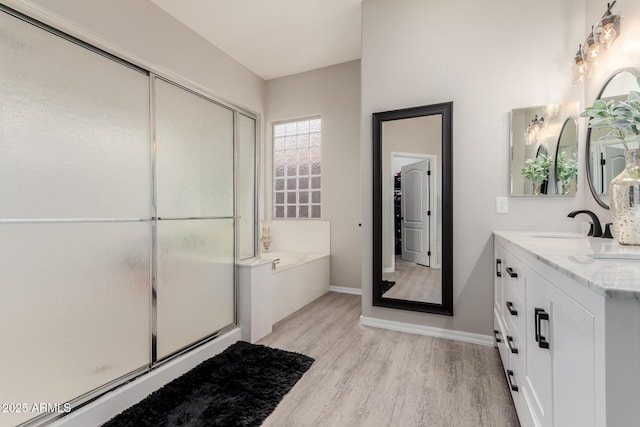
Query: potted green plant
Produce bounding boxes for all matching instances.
[555,152,578,194]
[520,154,552,195]
[581,78,640,245]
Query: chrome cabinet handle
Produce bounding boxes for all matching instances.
[496,259,502,277]
[494,329,502,343]
[506,267,518,278]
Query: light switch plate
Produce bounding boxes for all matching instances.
[496,197,509,214]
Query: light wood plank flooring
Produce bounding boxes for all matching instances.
[383,257,442,303]
[259,292,519,427]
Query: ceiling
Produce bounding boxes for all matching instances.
[149,0,362,81]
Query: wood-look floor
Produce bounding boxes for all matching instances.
[383,257,442,303]
[259,292,520,427]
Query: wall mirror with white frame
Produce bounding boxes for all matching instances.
[372,102,453,315]
[586,67,640,209]
[510,101,579,196]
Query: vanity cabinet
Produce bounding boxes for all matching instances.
[493,234,627,427]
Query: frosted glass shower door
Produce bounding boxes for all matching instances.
[155,79,235,359]
[0,9,151,425]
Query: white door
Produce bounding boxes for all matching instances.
[549,284,596,427]
[605,145,626,193]
[401,160,430,266]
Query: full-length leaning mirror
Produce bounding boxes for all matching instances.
[372,102,453,315]
[586,67,640,208]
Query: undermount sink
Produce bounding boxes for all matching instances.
[530,233,585,239]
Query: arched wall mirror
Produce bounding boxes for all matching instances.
[372,102,453,316]
[586,67,640,208]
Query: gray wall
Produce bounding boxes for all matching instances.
[265,60,362,289]
[361,0,586,336]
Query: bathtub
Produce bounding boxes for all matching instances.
[260,252,330,324]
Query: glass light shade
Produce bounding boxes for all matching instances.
[581,33,600,63]
[573,49,587,83]
[525,116,544,145]
[594,14,622,49]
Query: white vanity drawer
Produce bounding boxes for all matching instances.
[494,308,508,367]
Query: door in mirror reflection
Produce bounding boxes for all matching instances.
[382,153,441,304]
[373,102,452,315]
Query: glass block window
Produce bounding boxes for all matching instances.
[273,117,321,219]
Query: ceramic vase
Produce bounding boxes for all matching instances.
[609,148,640,245]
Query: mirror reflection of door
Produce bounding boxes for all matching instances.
[590,134,627,197]
[401,159,430,266]
[604,146,626,194]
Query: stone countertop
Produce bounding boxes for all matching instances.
[494,231,640,298]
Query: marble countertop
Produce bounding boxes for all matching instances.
[494,231,640,298]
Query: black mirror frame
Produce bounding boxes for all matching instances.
[372,102,453,316]
[585,67,640,209]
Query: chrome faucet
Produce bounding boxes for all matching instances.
[272,258,280,271]
[567,210,604,238]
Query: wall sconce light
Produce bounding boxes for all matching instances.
[594,2,622,49]
[525,114,545,145]
[573,1,622,84]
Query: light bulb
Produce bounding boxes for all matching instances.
[600,23,617,48]
[581,37,600,63]
[588,42,600,60]
[573,47,586,84]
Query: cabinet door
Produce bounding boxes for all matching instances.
[549,284,596,427]
[524,268,553,427]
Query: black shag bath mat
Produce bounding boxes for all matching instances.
[103,341,314,427]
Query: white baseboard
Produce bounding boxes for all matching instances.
[383,267,394,273]
[51,329,242,427]
[329,285,362,295]
[360,316,495,347]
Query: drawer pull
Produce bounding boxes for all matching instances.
[496,259,502,277]
[506,335,518,354]
[535,308,551,350]
[507,369,519,392]
[505,267,518,278]
[506,301,518,316]
[494,329,502,343]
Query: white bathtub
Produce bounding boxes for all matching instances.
[260,252,330,324]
